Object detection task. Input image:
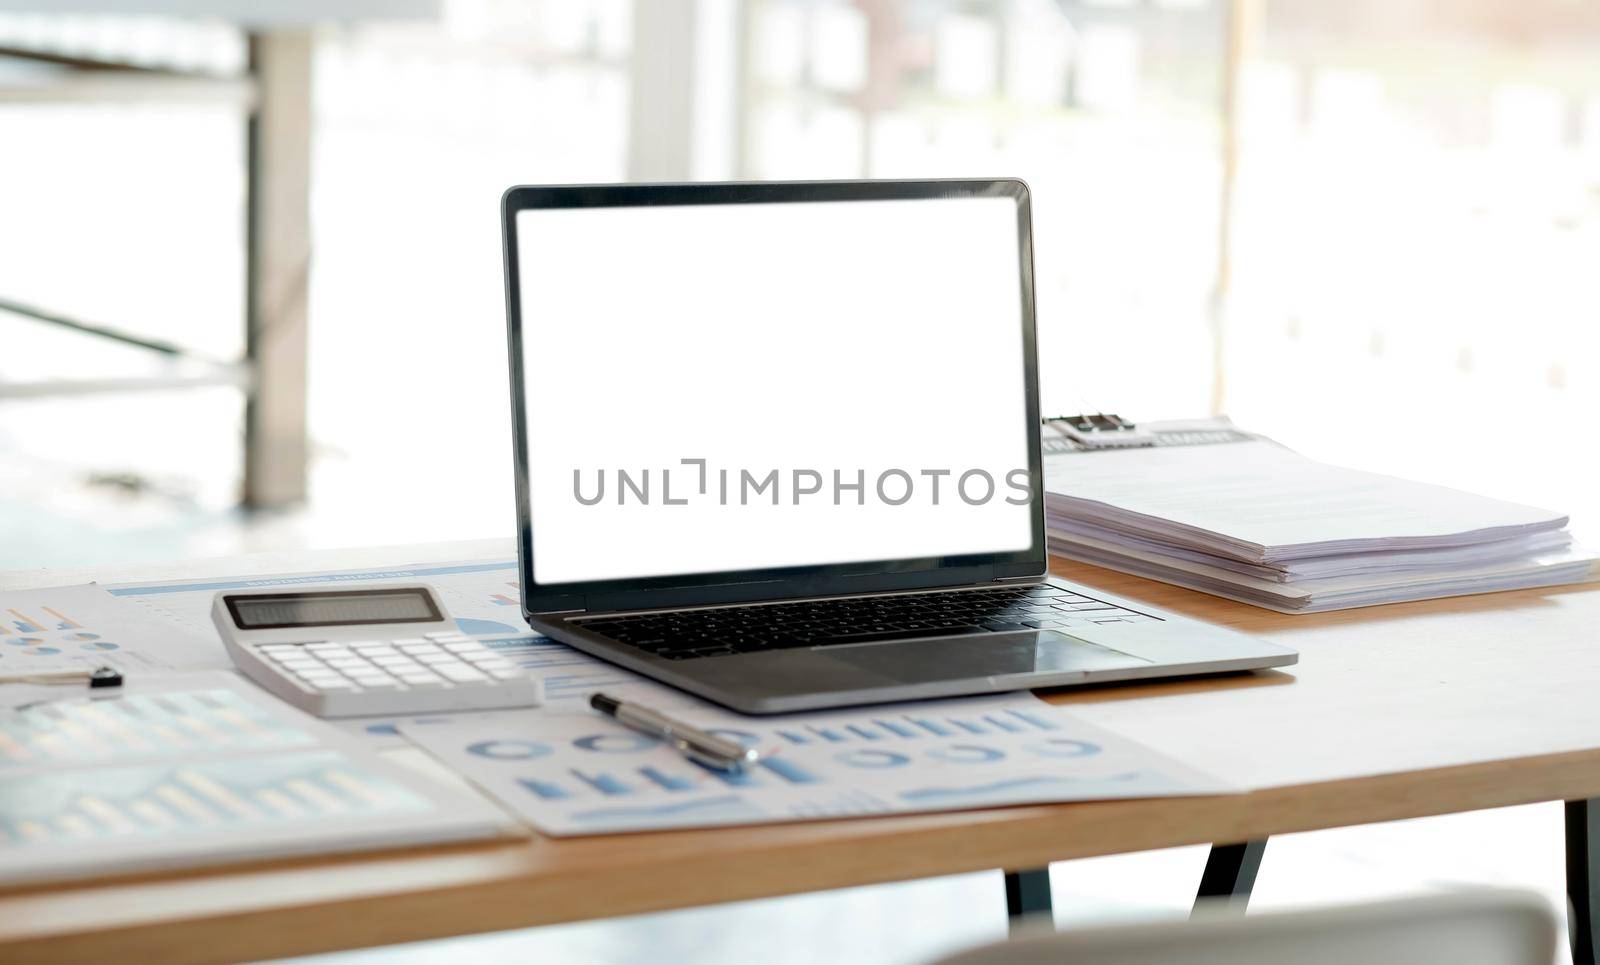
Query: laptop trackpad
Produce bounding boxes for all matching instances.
[827,630,1150,684]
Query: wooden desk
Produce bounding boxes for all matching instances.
[2,543,1597,963]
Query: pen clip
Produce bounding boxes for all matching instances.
[679,742,747,772]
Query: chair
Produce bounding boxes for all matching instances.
[928,889,1558,965]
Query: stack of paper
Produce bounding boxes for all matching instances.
[1044,421,1597,613]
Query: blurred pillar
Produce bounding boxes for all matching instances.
[1211,0,1262,415]
[243,30,313,510]
[628,0,699,181]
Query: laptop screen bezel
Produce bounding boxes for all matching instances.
[502,179,1045,616]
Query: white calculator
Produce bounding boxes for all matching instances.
[211,583,543,718]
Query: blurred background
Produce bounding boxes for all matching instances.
[4,0,1596,571]
[1,1,1597,961]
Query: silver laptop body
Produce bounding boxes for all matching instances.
[502,179,1296,714]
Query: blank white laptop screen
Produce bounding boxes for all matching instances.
[516,196,1034,585]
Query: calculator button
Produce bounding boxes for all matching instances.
[391,638,428,646]
[372,655,416,667]
[309,680,360,692]
[354,644,397,657]
[438,666,489,683]
[423,632,464,641]
[304,643,346,652]
[324,658,368,670]
[355,678,403,690]
[398,643,443,655]
[397,675,446,689]
[415,653,458,665]
[471,659,516,672]
[259,644,299,654]
[276,660,324,673]
[488,668,528,680]
[442,642,487,653]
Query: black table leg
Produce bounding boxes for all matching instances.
[1194,839,1268,914]
[1569,799,1598,965]
[1005,867,1053,931]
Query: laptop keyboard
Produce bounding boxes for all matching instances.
[573,584,1159,661]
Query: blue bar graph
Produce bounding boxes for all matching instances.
[873,718,918,738]
[845,724,880,740]
[777,730,810,744]
[808,726,846,742]
[950,718,987,734]
[518,777,570,800]
[984,714,1023,733]
[640,767,694,791]
[710,767,757,787]
[1007,709,1058,731]
[572,769,630,795]
[760,756,821,784]
[908,717,953,737]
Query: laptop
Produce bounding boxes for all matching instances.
[501,178,1296,714]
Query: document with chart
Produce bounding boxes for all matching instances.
[103,557,638,709]
[401,694,1233,835]
[103,557,650,746]
[0,583,225,675]
[0,673,514,885]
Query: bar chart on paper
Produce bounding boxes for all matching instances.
[0,584,221,674]
[402,695,1235,835]
[0,750,431,849]
[6,603,115,655]
[0,674,513,885]
[0,689,316,768]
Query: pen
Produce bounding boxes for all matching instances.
[0,666,123,689]
[589,692,760,772]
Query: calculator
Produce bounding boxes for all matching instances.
[211,584,543,718]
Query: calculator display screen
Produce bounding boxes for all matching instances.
[225,589,442,629]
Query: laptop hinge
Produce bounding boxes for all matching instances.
[992,575,1041,584]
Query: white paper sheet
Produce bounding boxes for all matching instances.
[103,558,647,703]
[1045,438,1567,563]
[1053,536,1598,612]
[105,559,688,747]
[0,672,514,885]
[0,583,225,675]
[400,694,1234,836]
[104,559,534,640]
[1049,515,1576,582]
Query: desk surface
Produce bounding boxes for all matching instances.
[3,541,1598,963]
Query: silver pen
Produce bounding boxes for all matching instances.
[589,692,760,771]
